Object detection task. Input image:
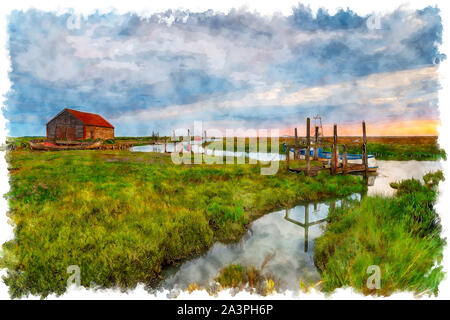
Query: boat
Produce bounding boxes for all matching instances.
[317,150,378,172]
[29,140,103,151]
[282,143,378,171]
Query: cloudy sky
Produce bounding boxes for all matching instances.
[4,4,445,136]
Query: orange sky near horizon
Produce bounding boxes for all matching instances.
[280,119,440,137]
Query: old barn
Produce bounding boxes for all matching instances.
[46,108,114,140]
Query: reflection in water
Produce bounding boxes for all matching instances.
[367,160,442,196]
[284,204,328,253]
[160,195,361,293]
[131,143,285,161]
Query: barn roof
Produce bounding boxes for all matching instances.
[65,108,114,128]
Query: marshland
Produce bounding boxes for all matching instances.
[0,136,446,298]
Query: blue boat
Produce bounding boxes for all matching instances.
[282,143,378,170]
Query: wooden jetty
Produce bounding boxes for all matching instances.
[285,118,374,177]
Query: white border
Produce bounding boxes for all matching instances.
[0,0,449,300]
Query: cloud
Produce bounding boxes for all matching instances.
[4,5,444,136]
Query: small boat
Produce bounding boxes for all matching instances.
[282,143,378,171]
[318,150,378,171]
[29,140,103,151]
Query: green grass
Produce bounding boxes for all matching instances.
[213,139,446,160]
[0,150,365,298]
[326,143,446,161]
[214,264,278,295]
[314,171,445,296]
[5,137,46,150]
[7,136,446,161]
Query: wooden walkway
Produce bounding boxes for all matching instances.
[289,162,376,176]
[286,118,372,177]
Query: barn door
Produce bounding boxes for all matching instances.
[66,127,75,141]
[56,126,65,140]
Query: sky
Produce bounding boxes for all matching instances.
[4,4,445,137]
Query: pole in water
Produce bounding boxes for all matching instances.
[331,124,338,175]
[306,117,311,176]
[362,121,368,178]
[286,142,290,172]
[342,144,348,175]
[314,126,319,160]
[294,127,298,159]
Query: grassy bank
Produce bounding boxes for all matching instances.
[314,171,445,296]
[1,150,365,298]
[6,136,445,161]
[212,138,445,160]
[320,143,445,161]
[353,143,445,161]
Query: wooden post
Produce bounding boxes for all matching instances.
[294,128,298,160]
[313,126,319,160]
[362,121,368,176]
[306,117,311,176]
[286,144,290,172]
[164,138,167,153]
[331,124,337,175]
[342,144,348,175]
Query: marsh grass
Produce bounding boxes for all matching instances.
[322,143,446,161]
[314,171,445,296]
[1,150,364,298]
[214,264,278,296]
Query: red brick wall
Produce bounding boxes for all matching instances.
[84,126,114,140]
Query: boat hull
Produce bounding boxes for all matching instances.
[29,140,103,151]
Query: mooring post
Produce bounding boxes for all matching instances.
[306,118,311,176]
[286,142,290,172]
[294,127,298,145]
[313,126,319,160]
[331,124,337,175]
[362,121,368,176]
[294,127,298,160]
[164,138,167,153]
[343,144,348,175]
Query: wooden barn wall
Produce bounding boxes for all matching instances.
[46,110,84,140]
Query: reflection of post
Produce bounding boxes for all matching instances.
[330,199,336,213]
[304,204,309,252]
[306,118,311,176]
[360,189,368,200]
[285,203,327,253]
